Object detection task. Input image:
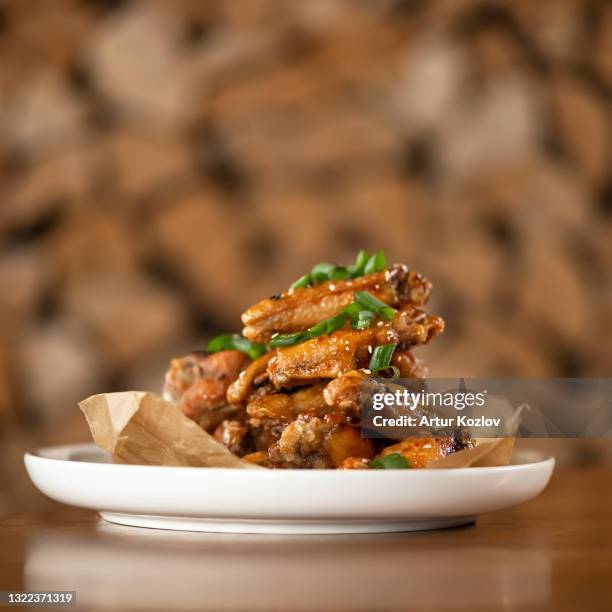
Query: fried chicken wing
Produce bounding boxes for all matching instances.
[163,350,249,430]
[267,306,444,388]
[268,332,368,388]
[392,351,429,378]
[242,265,431,343]
[267,415,374,469]
[226,352,274,404]
[213,418,249,455]
[326,426,375,467]
[246,383,328,423]
[339,457,370,469]
[181,380,242,430]
[242,451,269,466]
[322,354,427,417]
[322,370,367,417]
[378,437,471,468]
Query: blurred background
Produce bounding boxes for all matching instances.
[0,0,611,512]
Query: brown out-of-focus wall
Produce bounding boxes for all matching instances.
[0,0,611,510]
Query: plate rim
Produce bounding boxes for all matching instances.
[24,442,555,475]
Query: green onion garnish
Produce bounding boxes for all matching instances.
[354,291,397,320]
[269,311,350,348]
[311,262,336,283]
[369,453,411,469]
[324,311,350,333]
[275,259,400,348]
[372,365,401,379]
[288,250,388,290]
[343,302,373,329]
[364,250,387,275]
[348,249,370,278]
[353,310,374,330]
[369,343,398,371]
[270,290,397,349]
[207,334,267,360]
[329,266,349,280]
[290,274,312,290]
[269,331,307,347]
[306,320,329,337]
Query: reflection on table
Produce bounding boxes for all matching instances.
[26,522,550,611]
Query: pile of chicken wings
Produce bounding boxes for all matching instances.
[163,259,466,468]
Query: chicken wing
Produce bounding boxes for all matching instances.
[267,415,375,468]
[322,370,367,418]
[377,437,471,468]
[162,350,249,430]
[213,418,249,455]
[226,352,274,404]
[323,353,427,417]
[267,306,444,388]
[242,265,431,343]
[246,383,328,423]
[393,351,429,378]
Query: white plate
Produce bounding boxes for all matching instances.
[25,443,554,534]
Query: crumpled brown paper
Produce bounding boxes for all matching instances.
[79,392,523,470]
[79,391,260,468]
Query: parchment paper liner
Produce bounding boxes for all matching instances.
[79,391,259,468]
[79,392,523,470]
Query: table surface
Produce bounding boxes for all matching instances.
[1,466,612,612]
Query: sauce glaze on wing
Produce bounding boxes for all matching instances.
[163,350,249,430]
[267,306,444,388]
[242,264,431,343]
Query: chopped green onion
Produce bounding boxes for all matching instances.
[354,291,396,320]
[364,250,387,275]
[307,320,329,337]
[290,249,387,290]
[371,365,400,379]
[353,309,374,330]
[369,343,397,371]
[290,274,312,290]
[344,301,375,329]
[324,311,349,333]
[343,302,366,316]
[269,331,307,348]
[270,310,350,348]
[380,306,396,320]
[348,249,369,278]
[311,262,336,283]
[275,256,400,348]
[247,344,268,359]
[369,453,411,469]
[207,334,266,359]
[329,266,349,280]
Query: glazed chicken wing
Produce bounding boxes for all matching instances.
[377,437,471,469]
[226,352,274,404]
[267,306,444,388]
[322,370,368,417]
[242,265,431,343]
[322,356,427,420]
[246,383,329,423]
[267,415,375,468]
[163,350,248,430]
[392,351,429,379]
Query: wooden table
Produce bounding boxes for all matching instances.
[1,467,611,611]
